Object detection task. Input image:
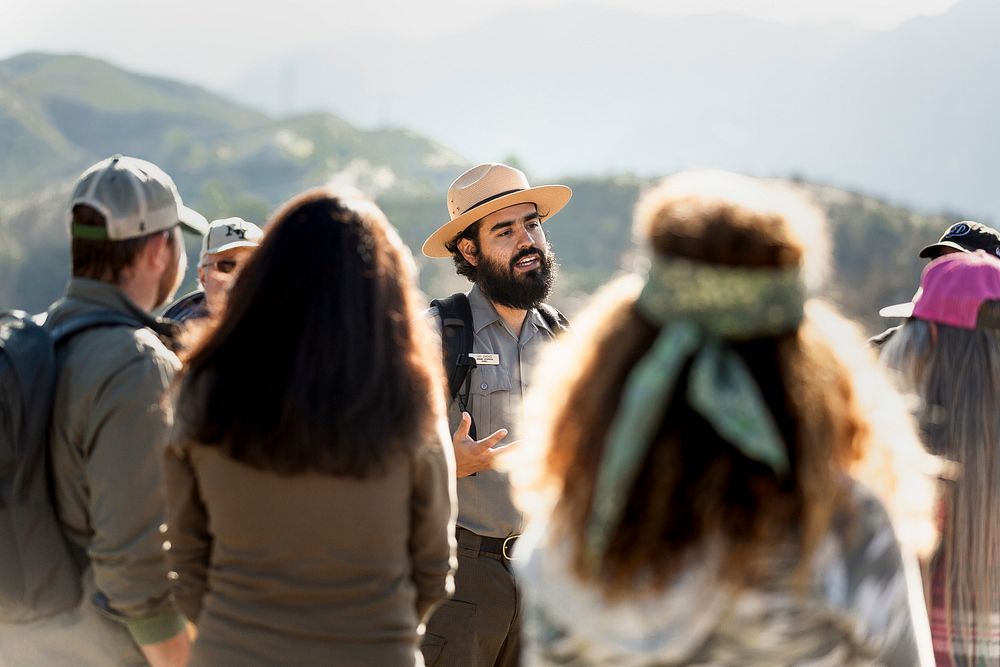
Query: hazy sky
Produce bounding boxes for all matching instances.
[4,0,958,88]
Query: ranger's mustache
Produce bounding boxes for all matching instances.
[510,248,544,268]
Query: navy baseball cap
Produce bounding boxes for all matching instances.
[919,221,1000,259]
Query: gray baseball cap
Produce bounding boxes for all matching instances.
[70,155,208,240]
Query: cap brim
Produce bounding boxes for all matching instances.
[919,241,967,259]
[178,205,209,236]
[210,240,260,253]
[879,302,915,319]
[201,240,261,261]
[421,185,572,258]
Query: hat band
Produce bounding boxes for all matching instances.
[456,189,523,218]
[71,223,110,240]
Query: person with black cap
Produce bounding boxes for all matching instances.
[879,251,1000,665]
[0,156,206,667]
[871,220,1000,348]
[918,220,1000,260]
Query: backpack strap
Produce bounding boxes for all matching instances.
[431,293,478,440]
[49,311,145,347]
[429,297,570,442]
[536,303,570,335]
[0,313,59,456]
[0,309,31,322]
[431,294,476,399]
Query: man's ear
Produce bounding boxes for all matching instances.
[142,231,171,271]
[458,237,479,267]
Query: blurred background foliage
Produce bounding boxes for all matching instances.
[0,53,960,334]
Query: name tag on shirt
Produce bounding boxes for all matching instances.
[469,353,500,366]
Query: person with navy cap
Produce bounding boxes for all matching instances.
[872,220,1000,348]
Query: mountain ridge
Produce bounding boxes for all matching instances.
[0,52,468,203]
[223,0,999,221]
[0,50,973,338]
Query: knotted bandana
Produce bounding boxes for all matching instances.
[584,256,806,571]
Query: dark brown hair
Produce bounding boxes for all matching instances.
[177,188,443,477]
[71,204,168,281]
[534,174,872,595]
[445,221,481,282]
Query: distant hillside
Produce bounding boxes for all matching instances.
[0,52,467,212]
[1,173,954,338]
[0,52,264,199]
[0,53,961,335]
[227,0,1000,222]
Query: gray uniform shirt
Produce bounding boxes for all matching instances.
[430,284,556,538]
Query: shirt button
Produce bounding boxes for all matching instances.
[481,383,488,390]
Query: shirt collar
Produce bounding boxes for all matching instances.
[467,283,553,339]
[529,306,555,337]
[64,277,179,340]
[467,283,501,333]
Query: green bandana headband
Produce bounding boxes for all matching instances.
[636,256,805,338]
[583,257,805,572]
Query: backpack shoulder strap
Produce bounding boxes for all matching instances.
[0,309,31,322]
[49,310,144,347]
[0,313,57,425]
[430,293,475,401]
[536,303,570,335]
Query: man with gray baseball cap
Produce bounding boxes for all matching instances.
[0,155,203,666]
[164,217,263,323]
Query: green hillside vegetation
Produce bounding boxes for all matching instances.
[0,52,963,336]
[0,53,466,206]
[3,172,953,336]
[816,187,952,332]
[387,178,952,334]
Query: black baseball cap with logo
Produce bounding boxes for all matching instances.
[919,221,1000,259]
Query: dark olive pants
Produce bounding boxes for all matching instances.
[421,531,520,667]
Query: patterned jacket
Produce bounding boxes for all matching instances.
[516,481,934,667]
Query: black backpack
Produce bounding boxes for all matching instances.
[431,293,569,440]
[0,309,142,622]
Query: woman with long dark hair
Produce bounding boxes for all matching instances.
[510,171,938,666]
[880,251,1000,665]
[164,188,456,665]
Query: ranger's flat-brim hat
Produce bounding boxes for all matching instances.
[422,162,572,258]
[70,155,208,240]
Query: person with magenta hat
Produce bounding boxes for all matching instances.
[880,251,1000,666]
[871,220,1000,348]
